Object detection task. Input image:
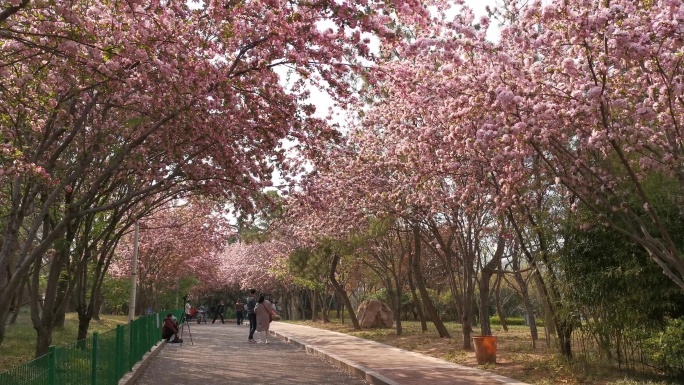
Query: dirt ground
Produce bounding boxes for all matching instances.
[289,320,678,385]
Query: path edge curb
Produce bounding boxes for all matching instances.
[118,341,165,385]
[270,329,400,385]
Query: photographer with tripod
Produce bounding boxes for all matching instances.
[171,295,194,345]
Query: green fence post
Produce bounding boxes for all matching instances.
[91,332,98,385]
[154,314,158,343]
[115,325,124,379]
[48,345,56,385]
[129,319,135,370]
[147,315,152,349]
[150,315,155,349]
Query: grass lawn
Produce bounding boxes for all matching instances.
[288,318,680,385]
[0,311,129,373]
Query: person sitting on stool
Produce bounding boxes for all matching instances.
[162,313,182,343]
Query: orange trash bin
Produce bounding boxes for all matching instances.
[472,335,497,364]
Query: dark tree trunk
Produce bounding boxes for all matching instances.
[9,278,28,325]
[34,208,75,357]
[407,259,427,331]
[478,234,505,336]
[510,209,568,355]
[310,288,319,322]
[335,293,341,319]
[0,196,24,346]
[329,253,360,329]
[76,311,91,343]
[394,280,402,336]
[493,269,508,332]
[558,320,573,359]
[321,288,330,323]
[512,256,538,345]
[30,258,54,358]
[52,281,71,329]
[412,224,450,338]
[297,290,304,319]
[92,293,104,321]
[461,262,475,349]
[478,266,494,337]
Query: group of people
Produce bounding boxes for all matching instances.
[163,290,279,344]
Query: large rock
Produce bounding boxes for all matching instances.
[356,299,394,328]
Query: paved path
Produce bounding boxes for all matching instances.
[131,321,529,385]
[131,322,369,385]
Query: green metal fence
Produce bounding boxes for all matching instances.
[0,309,182,385]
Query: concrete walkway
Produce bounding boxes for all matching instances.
[270,323,529,385]
[129,321,369,385]
[128,321,529,385]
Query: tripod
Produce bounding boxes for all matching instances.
[179,312,194,345]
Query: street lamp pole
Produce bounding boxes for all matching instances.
[128,220,139,322]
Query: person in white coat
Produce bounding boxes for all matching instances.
[254,295,273,343]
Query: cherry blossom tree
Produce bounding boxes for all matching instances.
[219,238,293,293]
[0,0,436,347]
[481,0,684,290]
[112,199,229,315]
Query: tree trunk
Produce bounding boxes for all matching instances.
[76,311,91,348]
[297,290,309,319]
[478,267,494,337]
[53,274,71,329]
[394,281,403,336]
[0,179,74,348]
[30,258,54,358]
[0,203,22,344]
[407,260,427,332]
[461,259,475,349]
[518,278,538,344]
[412,224,450,338]
[285,291,292,320]
[92,293,104,321]
[558,320,573,359]
[493,270,508,332]
[321,288,330,323]
[478,234,505,336]
[510,210,566,355]
[328,253,360,329]
[9,278,28,325]
[335,293,341,319]
[311,288,319,322]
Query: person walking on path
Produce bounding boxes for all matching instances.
[184,300,192,321]
[255,295,273,343]
[212,300,226,324]
[235,299,245,325]
[246,289,257,343]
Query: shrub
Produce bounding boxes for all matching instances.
[490,316,544,327]
[643,318,684,375]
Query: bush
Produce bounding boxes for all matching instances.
[643,318,684,375]
[490,316,544,327]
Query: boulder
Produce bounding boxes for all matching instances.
[356,299,394,328]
